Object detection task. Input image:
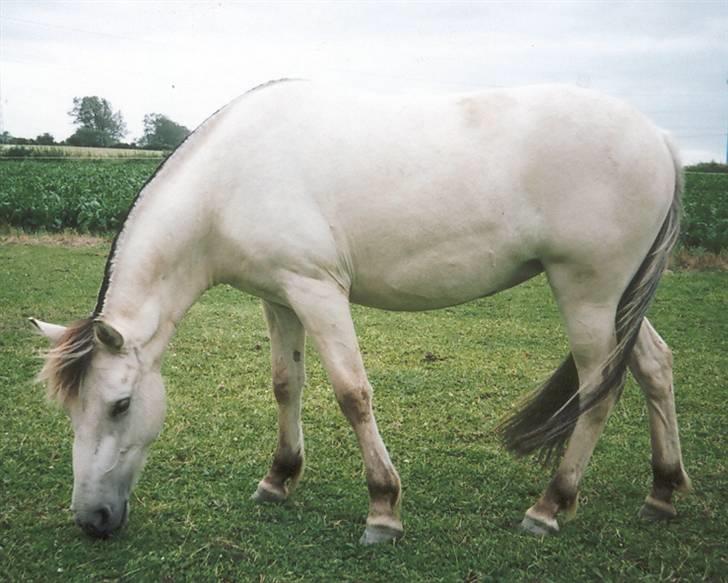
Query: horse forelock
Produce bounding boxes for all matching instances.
[39,318,97,406]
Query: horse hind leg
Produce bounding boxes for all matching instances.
[629,318,691,521]
[510,257,642,535]
[252,301,306,503]
[521,297,621,534]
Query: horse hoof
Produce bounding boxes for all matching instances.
[520,514,559,536]
[250,484,287,504]
[639,501,676,522]
[359,524,404,545]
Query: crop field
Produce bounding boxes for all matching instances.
[0,144,167,159]
[1,159,726,252]
[0,160,158,232]
[1,241,726,581]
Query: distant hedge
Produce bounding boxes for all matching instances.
[0,160,726,250]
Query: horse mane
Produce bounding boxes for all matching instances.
[40,79,304,406]
[38,318,97,406]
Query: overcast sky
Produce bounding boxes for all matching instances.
[1,0,726,163]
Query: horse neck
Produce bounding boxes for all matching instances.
[98,176,215,365]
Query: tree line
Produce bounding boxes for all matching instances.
[0,96,190,151]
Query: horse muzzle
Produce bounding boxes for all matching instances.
[74,500,128,538]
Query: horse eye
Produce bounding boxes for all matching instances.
[111,398,131,418]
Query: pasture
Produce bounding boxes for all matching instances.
[1,241,725,581]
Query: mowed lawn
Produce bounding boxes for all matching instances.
[1,241,725,582]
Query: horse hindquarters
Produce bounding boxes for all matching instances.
[506,141,683,534]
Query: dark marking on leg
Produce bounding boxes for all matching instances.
[651,464,687,504]
[273,381,289,405]
[546,473,578,511]
[367,474,400,510]
[337,386,372,425]
[293,350,301,362]
[531,473,577,519]
[271,447,304,485]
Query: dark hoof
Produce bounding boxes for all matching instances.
[251,484,287,504]
[639,501,676,521]
[359,524,403,545]
[520,514,559,536]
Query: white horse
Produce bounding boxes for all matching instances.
[32,79,690,543]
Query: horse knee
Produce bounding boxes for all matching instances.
[334,382,372,426]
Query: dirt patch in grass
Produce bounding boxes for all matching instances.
[0,231,111,247]
[671,248,728,272]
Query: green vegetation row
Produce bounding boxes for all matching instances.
[680,172,728,251]
[0,159,159,232]
[0,159,726,250]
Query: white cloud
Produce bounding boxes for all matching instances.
[1,0,726,161]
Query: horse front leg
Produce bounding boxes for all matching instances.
[252,301,306,503]
[286,278,403,545]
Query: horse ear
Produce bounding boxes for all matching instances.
[93,320,125,351]
[29,318,67,345]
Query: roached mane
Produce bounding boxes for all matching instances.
[38,318,97,405]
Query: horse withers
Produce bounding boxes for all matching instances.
[32,80,690,543]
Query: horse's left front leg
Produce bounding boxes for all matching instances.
[252,301,306,503]
[286,278,403,545]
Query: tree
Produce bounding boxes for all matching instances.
[67,96,126,147]
[36,132,55,145]
[139,113,190,150]
[0,131,12,144]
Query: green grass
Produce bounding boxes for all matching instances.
[1,242,726,581]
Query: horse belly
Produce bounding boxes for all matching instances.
[344,209,542,311]
[349,250,542,311]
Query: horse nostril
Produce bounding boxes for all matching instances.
[95,505,111,527]
[76,505,119,538]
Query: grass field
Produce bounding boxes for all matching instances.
[1,241,726,581]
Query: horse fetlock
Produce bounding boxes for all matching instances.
[271,447,304,486]
[544,473,578,518]
[562,493,579,522]
[650,463,691,503]
[676,471,693,494]
[366,470,401,515]
[254,448,304,501]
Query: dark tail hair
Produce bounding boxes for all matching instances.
[497,134,683,465]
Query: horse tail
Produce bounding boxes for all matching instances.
[497,133,683,465]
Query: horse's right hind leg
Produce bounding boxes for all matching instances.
[629,318,691,520]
